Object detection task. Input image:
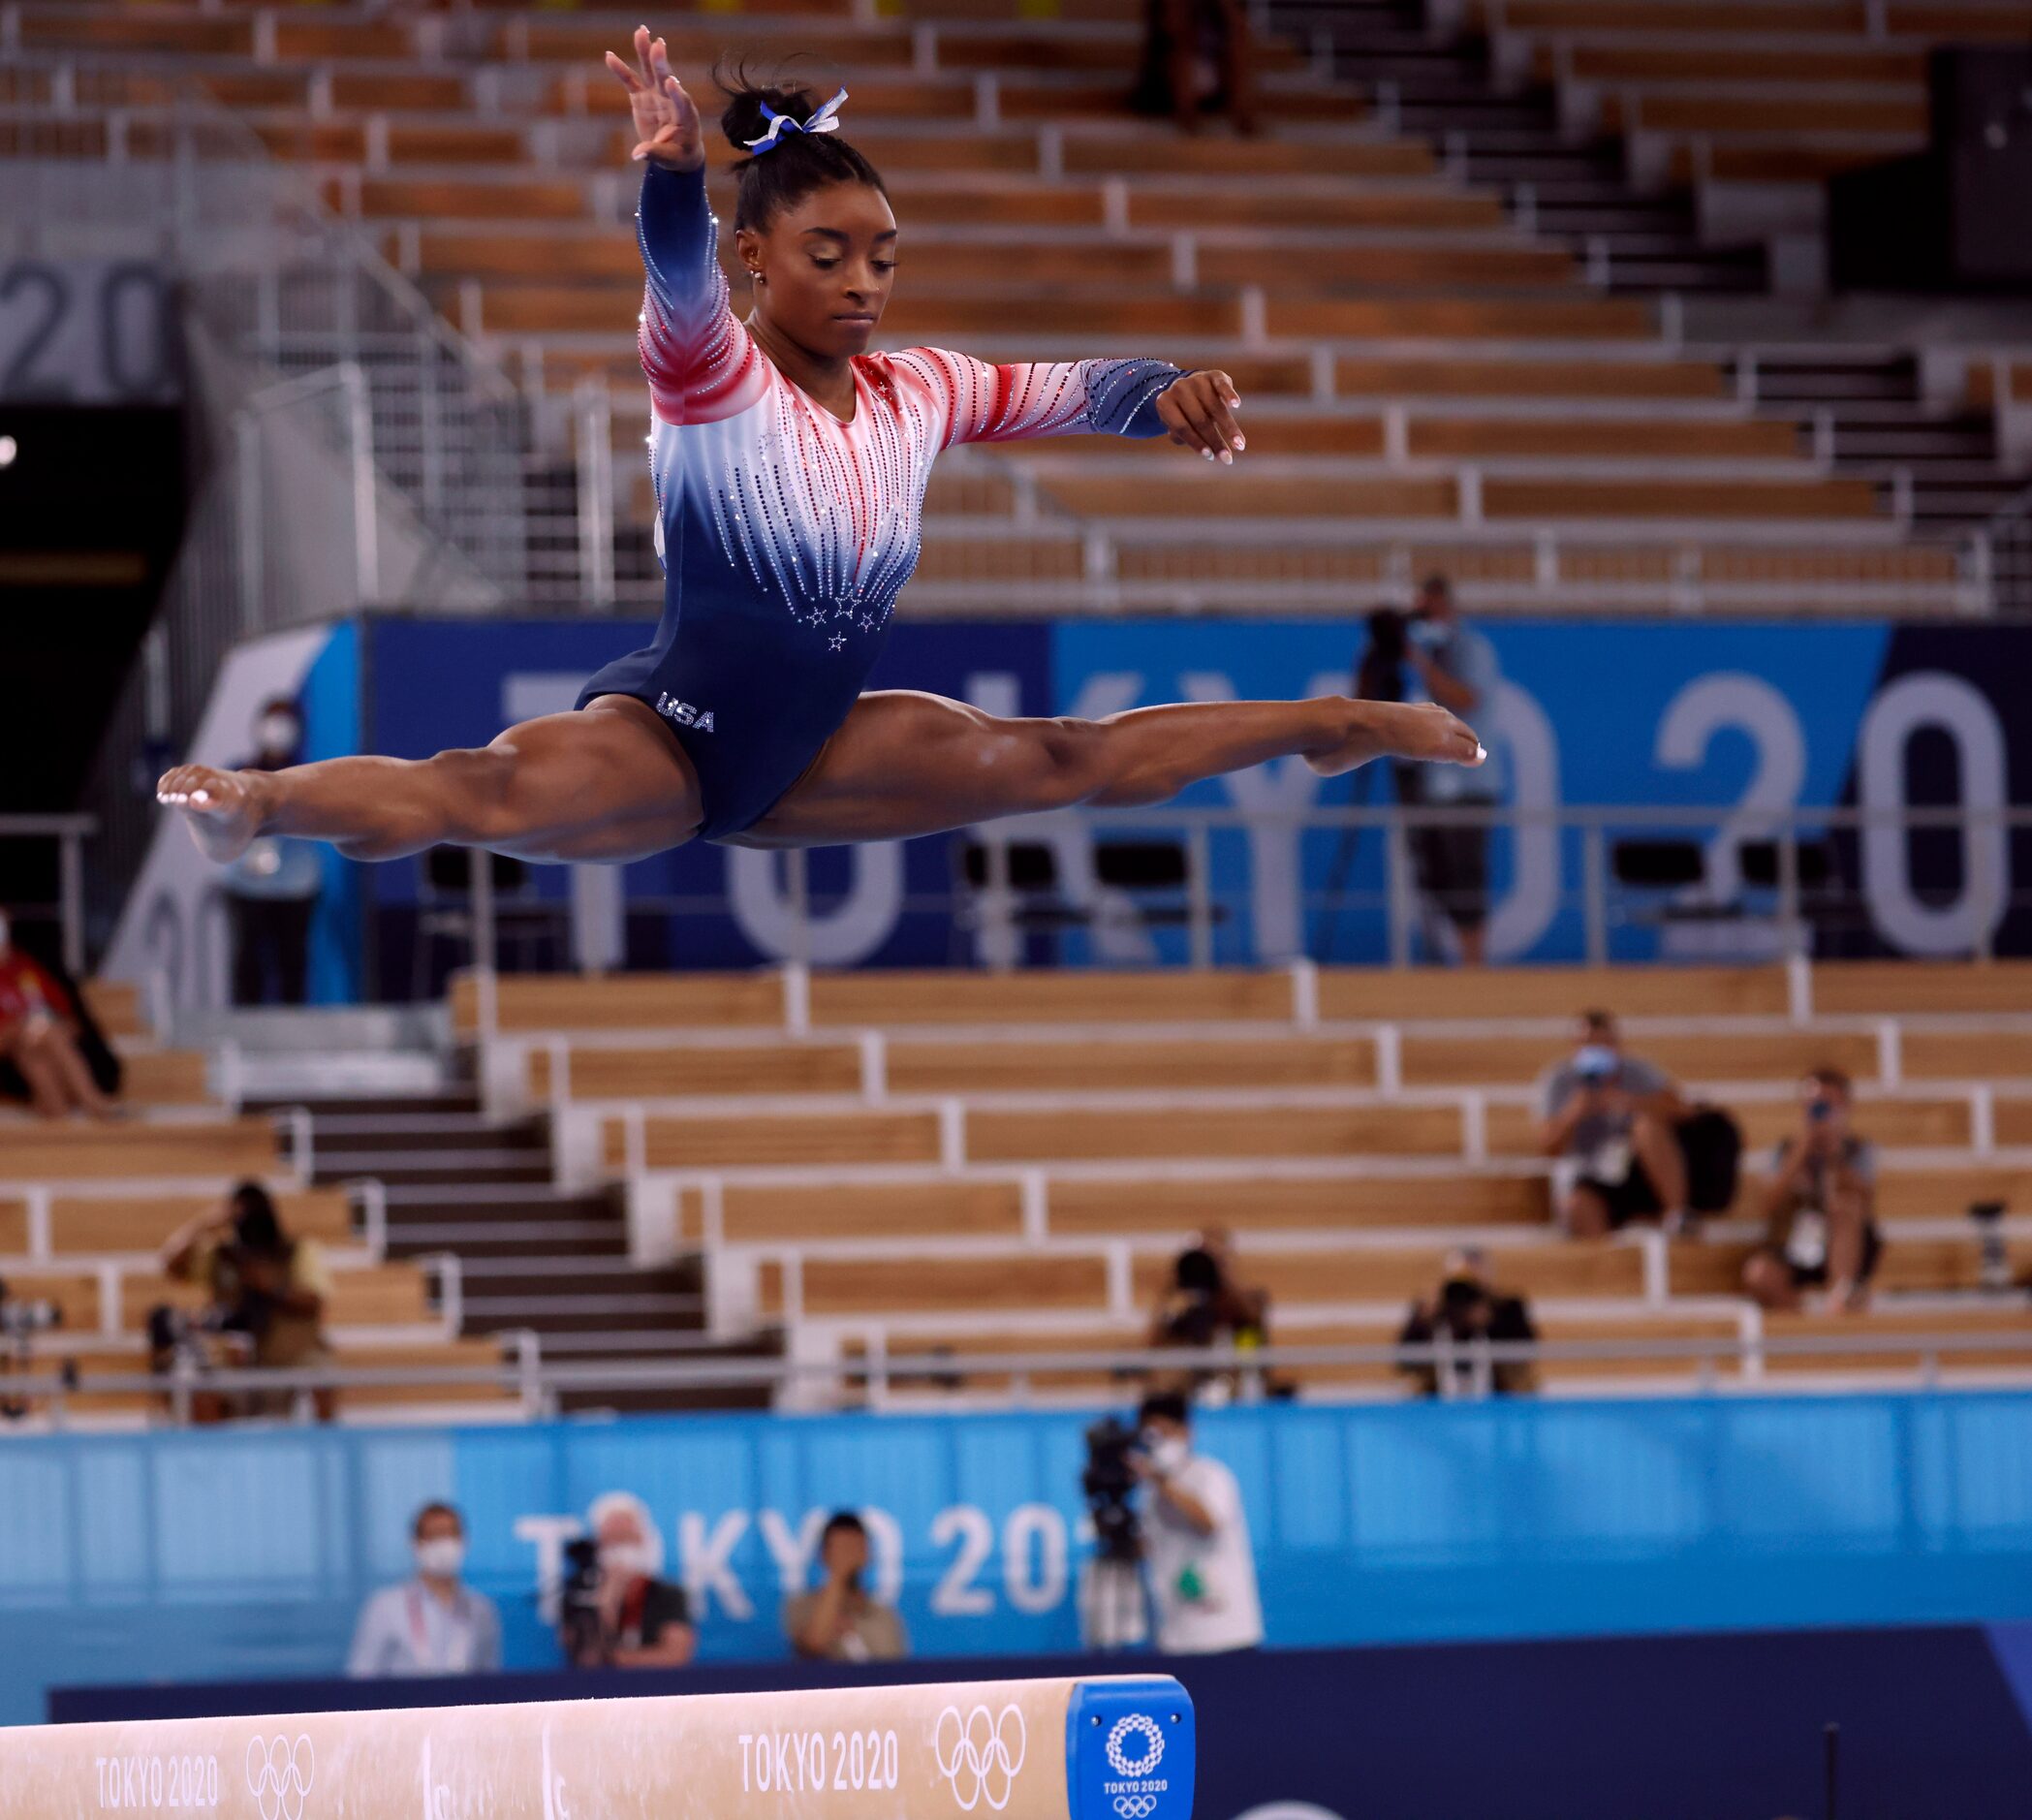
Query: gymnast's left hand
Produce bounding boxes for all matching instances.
[1158,370,1244,465]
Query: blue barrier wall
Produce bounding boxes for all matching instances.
[354,614,2032,977]
[6,1393,2032,1728]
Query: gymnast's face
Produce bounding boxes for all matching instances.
[738,180,897,361]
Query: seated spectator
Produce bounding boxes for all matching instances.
[347,1500,501,1678]
[783,1511,909,1663]
[158,1182,335,1421]
[1396,1246,1538,1397]
[0,910,118,1119]
[1539,1011,1739,1237]
[564,1491,695,1669]
[1130,0,1258,135]
[1743,1069,1883,1313]
[1148,1227,1266,1351]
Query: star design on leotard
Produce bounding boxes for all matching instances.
[829,633,845,651]
[860,614,874,631]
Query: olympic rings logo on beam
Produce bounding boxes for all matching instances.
[245,1737,316,1820]
[1112,1796,1160,1818]
[933,1705,1026,1811]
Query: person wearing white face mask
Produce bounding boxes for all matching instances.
[346,1502,501,1678]
[567,1491,695,1669]
[1132,1391,1263,1654]
[220,697,323,1006]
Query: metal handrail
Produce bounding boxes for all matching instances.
[0,813,95,975]
[6,1327,2030,1427]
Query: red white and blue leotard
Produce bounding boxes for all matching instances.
[576,162,1184,841]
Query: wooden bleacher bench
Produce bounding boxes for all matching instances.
[114,1051,210,1107]
[1814,960,2032,1016]
[1483,476,1882,521]
[725,1179,1029,1245]
[0,1187,355,1258]
[79,980,147,1041]
[27,1336,512,1416]
[766,1251,1111,1319]
[452,968,785,1033]
[1485,1094,1975,1156]
[1399,1028,1878,1089]
[607,1108,945,1172]
[121,1261,431,1333]
[1033,473,1459,521]
[814,969,1297,1026]
[967,1103,1468,1164]
[0,1116,278,1182]
[1335,357,1728,398]
[1762,1307,2032,1374]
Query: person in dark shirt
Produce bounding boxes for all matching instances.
[567,1491,695,1669]
[1397,1247,1538,1396]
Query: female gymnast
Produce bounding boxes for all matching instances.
[159,31,1482,868]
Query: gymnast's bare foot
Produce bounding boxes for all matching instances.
[1306,700,1486,778]
[156,764,274,864]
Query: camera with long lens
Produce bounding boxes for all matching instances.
[1574,1044,1619,1085]
[144,1302,234,1372]
[0,1278,62,1342]
[558,1536,606,1664]
[1081,1414,1144,1564]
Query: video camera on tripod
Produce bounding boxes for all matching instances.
[1078,1415,1150,1649]
[0,1277,61,1343]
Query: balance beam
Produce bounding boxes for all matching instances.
[0,1676,1194,1820]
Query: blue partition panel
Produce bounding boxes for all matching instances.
[5,1394,2032,1726]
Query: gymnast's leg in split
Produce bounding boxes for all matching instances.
[156,690,1482,864]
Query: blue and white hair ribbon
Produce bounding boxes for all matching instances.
[743,87,850,153]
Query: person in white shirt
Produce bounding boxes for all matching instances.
[346,1501,502,1678]
[1133,1391,1264,1654]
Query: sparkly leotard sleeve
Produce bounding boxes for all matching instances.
[577,163,1185,843]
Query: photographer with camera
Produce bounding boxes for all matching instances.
[1131,1391,1263,1655]
[1396,1246,1538,1397]
[1357,576,1501,966]
[1540,1012,1690,1236]
[1743,1069,1883,1313]
[158,1181,334,1420]
[783,1511,909,1662]
[347,1501,501,1678]
[560,1491,695,1670]
[1148,1227,1266,1351]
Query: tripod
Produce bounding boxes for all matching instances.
[1078,1553,1149,1650]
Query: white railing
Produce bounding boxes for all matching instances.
[0,814,93,975]
[0,77,541,605]
[448,799,2032,991]
[4,1328,2030,1428]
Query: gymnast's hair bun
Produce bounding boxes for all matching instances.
[717,70,827,155]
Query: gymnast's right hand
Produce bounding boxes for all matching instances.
[606,25,703,172]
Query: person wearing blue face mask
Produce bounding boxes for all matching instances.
[1537,1009,1692,1237]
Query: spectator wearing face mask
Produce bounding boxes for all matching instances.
[1743,1069,1884,1313]
[783,1511,909,1662]
[220,698,324,1006]
[346,1501,501,1678]
[566,1491,695,1669]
